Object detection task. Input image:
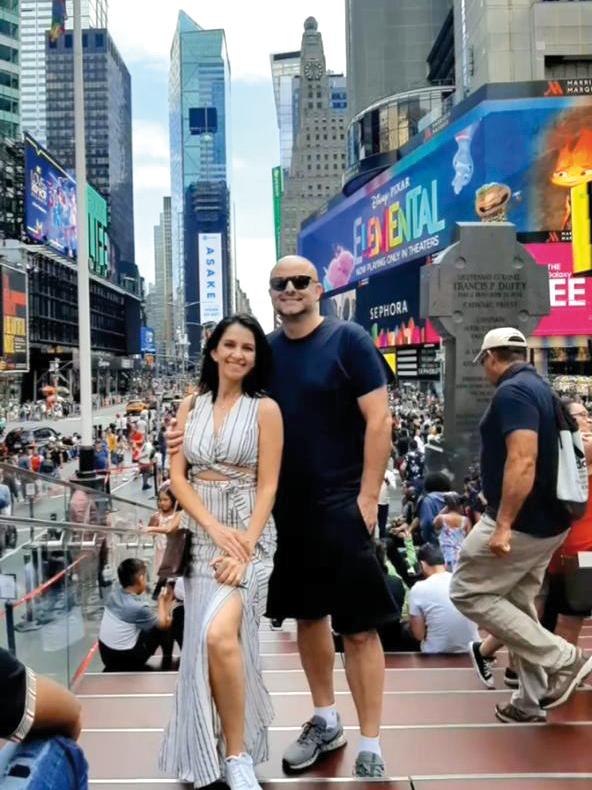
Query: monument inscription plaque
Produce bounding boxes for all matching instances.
[421,223,550,487]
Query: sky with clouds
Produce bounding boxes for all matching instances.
[108,0,346,331]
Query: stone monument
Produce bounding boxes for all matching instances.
[420,223,550,488]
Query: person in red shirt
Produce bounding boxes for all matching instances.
[30,447,43,474]
[546,398,592,646]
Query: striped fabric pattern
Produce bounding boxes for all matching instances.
[159,393,276,786]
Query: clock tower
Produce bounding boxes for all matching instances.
[279,18,347,260]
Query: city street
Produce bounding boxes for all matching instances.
[5,402,129,436]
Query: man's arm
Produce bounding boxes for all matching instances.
[409,614,426,643]
[490,429,538,557]
[357,386,393,532]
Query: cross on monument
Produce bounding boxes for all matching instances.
[421,222,550,488]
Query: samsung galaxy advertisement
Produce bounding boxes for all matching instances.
[301,90,592,294]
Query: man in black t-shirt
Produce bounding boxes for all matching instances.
[264,256,394,778]
[450,327,592,723]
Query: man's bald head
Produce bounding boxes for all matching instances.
[271,256,318,279]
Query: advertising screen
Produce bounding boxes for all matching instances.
[24,134,110,277]
[140,326,156,354]
[198,233,224,325]
[0,266,29,373]
[25,134,78,258]
[355,261,438,348]
[527,243,592,336]
[300,91,592,294]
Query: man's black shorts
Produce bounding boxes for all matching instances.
[266,489,398,635]
[546,572,592,618]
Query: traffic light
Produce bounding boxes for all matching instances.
[571,182,592,275]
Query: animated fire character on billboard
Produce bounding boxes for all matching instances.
[474,183,513,222]
[551,129,592,230]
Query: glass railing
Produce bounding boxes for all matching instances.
[0,464,158,688]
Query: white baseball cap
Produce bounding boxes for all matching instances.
[473,327,528,364]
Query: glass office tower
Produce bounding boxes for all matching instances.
[169,10,232,360]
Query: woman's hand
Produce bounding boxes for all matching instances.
[211,556,246,587]
[207,522,251,563]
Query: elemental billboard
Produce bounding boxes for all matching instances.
[198,233,224,325]
[300,86,592,294]
[24,134,110,277]
[0,266,29,373]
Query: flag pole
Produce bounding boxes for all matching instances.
[73,0,94,476]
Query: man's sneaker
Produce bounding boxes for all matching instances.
[353,751,386,778]
[541,649,592,710]
[469,641,495,690]
[495,702,546,724]
[225,753,261,790]
[282,715,346,771]
[504,668,519,689]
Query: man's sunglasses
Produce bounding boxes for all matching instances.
[269,275,318,292]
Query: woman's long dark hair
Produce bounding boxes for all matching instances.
[198,314,272,401]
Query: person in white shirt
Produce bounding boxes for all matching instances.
[409,544,479,654]
[377,459,397,539]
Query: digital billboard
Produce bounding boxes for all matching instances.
[25,134,77,258]
[300,90,592,293]
[24,134,110,278]
[198,233,224,325]
[355,261,439,348]
[527,243,592,336]
[140,326,156,354]
[0,266,29,373]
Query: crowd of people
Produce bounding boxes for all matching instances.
[1,256,592,789]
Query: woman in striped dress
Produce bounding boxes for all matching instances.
[159,315,283,790]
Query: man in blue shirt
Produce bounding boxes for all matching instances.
[451,327,592,723]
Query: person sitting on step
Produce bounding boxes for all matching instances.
[98,558,175,672]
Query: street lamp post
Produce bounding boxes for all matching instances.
[73,0,95,480]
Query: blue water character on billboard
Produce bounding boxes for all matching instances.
[451,122,478,195]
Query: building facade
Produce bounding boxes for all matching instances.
[278,18,348,259]
[345,0,451,122]
[20,0,107,147]
[0,0,19,140]
[235,280,252,316]
[45,28,135,278]
[152,195,174,363]
[454,0,592,102]
[169,11,232,359]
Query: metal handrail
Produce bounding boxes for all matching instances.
[0,515,150,538]
[0,461,157,512]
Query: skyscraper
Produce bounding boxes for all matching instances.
[169,10,232,359]
[20,0,108,146]
[279,18,347,259]
[45,28,135,276]
[345,0,451,121]
[153,196,174,363]
[271,50,348,178]
[270,51,301,175]
[0,0,19,139]
[65,0,108,28]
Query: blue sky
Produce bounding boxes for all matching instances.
[109,0,346,330]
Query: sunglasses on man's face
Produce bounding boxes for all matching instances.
[269,275,318,292]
